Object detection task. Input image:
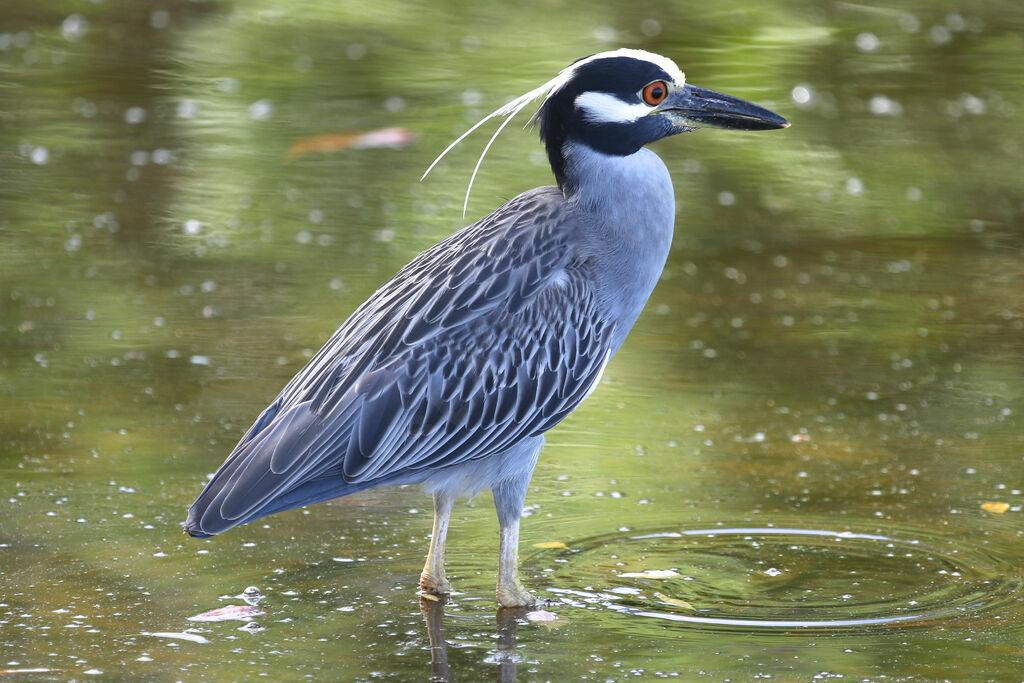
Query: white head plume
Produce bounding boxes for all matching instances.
[420,49,684,217]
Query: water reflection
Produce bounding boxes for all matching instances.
[420,597,455,682]
[420,596,529,683]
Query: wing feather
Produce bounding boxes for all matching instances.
[188,187,615,530]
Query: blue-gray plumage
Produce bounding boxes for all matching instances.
[184,48,788,606]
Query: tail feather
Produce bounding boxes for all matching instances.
[183,475,371,538]
[183,399,366,538]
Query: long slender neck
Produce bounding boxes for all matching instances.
[561,141,674,222]
[559,140,676,350]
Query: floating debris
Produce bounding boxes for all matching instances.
[525,609,568,627]
[143,631,209,644]
[187,604,265,623]
[285,127,415,160]
[619,569,680,579]
[238,621,265,633]
[236,586,265,605]
[532,541,568,549]
[981,501,1010,514]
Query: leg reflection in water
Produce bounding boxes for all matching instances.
[419,595,454,682]
[419,595,527,682]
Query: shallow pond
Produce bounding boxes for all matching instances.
[2,1,1024,680]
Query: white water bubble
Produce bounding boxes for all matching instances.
[248,100,274,121]
[176,100,199,119]
[855,32,880,52]
[869,94,902,116]
[593,25,616,43]
[962,94,985,115]
[640,19,662,37]
[899,13,921,33]
[124,107,146,125]
[217,77,240,94]
[150,10,170,29]
[930,25,952,44]
[61,14,88,41]
[791,85,814,107]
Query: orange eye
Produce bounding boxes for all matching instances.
[641,80,669,106]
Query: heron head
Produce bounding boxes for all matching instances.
[423,49,788,212]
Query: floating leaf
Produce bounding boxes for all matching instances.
[533,541,568,549]
[188,604,265,622]
[654,592,694,609]
[619,569,680,579]
[981,501,1010,514]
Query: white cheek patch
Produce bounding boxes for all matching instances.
[575,91,652,124]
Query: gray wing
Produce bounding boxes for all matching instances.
[191,187,614,528]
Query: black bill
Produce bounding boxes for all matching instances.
[662,83,789,131]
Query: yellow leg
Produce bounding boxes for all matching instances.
[420,490,455,595]
[496,517,537,607]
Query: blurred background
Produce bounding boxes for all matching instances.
[1,0,1023,679]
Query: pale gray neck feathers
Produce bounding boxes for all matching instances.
[560,141,676,350]
[560,142,674,228]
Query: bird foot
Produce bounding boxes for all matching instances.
[496,581,538,608]
[419,571,451,596]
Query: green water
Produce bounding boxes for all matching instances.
[2,1,1023,680]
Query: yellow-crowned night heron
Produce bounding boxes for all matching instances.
[184,49,788,607]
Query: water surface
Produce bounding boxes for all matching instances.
[2,1,1024,679]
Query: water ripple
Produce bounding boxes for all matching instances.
[537,524,1023,632]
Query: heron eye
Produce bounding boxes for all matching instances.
[641,80,668,106]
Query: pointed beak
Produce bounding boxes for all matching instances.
[659,83,789,131]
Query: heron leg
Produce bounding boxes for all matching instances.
[492,475,538,608]
[420,489,455,595]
